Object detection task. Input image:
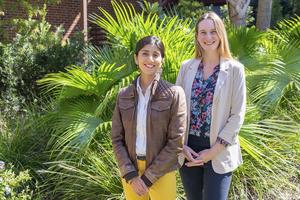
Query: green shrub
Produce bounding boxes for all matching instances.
[0,102,52,199]
[177,0,206,19]
[0,162,33,199]
[0,7,84,117]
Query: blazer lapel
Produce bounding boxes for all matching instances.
[185,59,201,96]
[213,58,229,104]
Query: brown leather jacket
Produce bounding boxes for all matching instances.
[111,74,186,185]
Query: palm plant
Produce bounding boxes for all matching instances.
[227,25,267,70]
[276,15,300,44]
[247,16,300,116]
[227,22,300,198]
[38,64,134,157]
[231,105,300,199]
[90,0,194,83]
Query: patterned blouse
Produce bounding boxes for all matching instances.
[189,62,220,140]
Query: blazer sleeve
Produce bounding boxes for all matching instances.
[111,91,138,182]
[218,63,246,145]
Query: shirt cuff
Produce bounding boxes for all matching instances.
[216,137,230,147]
[123,171,138,183]
[141,174,153,187]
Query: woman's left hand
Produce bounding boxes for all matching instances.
[197,149,214,163]
[185,142,226,167]
[185,149,213,167]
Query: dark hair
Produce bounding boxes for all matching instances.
[135,36,165,58]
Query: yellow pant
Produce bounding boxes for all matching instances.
[121,160,176,200]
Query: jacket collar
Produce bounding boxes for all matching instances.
[127,73,161,98]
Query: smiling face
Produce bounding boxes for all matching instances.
[134,44,163,78]
[197,19,220,53]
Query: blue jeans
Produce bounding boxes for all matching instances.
[179,161,232,200]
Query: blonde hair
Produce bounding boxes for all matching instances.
[195,12,232,59]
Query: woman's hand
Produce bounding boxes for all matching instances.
[197,149,214,163]
[183,145,198,162]
[185,142,226,167]
[129,176,149,196]
[185,149,210,167]
[183,145,205,167]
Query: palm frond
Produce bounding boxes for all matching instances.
[38,66,98,98]
[236,113,300,198]
[95,72,138,120]
[52,113,101,155]
[90,0,137,45]
[38,63,129,100]
[275,15,300,43]
[250,39,300,112]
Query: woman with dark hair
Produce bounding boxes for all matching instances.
[176,12,246,200]
[111,36,186,200]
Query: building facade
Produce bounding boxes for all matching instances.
[1,0,156,45]
[1,0,224,45]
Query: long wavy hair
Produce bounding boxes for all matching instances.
[195,12,232,59]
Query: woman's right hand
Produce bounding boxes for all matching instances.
[183,145,198,162]
[129,176,149,196]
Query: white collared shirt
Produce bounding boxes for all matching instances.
[136,76,152,156]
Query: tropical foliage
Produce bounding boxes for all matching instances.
[0,0,299,199]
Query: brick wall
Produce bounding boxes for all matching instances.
[87,0,157,45]
[46,0,84,42]
[1,0,157,45]
[1,1,28,40]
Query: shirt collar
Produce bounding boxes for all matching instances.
[135,73,161,96]
[137,76,153,96]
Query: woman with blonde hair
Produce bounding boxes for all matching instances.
[176,12,246,200]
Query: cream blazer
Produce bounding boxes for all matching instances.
[176,58,246,174]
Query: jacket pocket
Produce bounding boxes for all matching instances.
[151,101,171,111]
[118,100,135,131]
[119,101,134,110]
[150,100,171,135]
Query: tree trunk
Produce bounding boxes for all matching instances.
[227,0,251,26]
[256,0,273,30]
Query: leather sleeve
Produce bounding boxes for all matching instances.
[111,91,137,181]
